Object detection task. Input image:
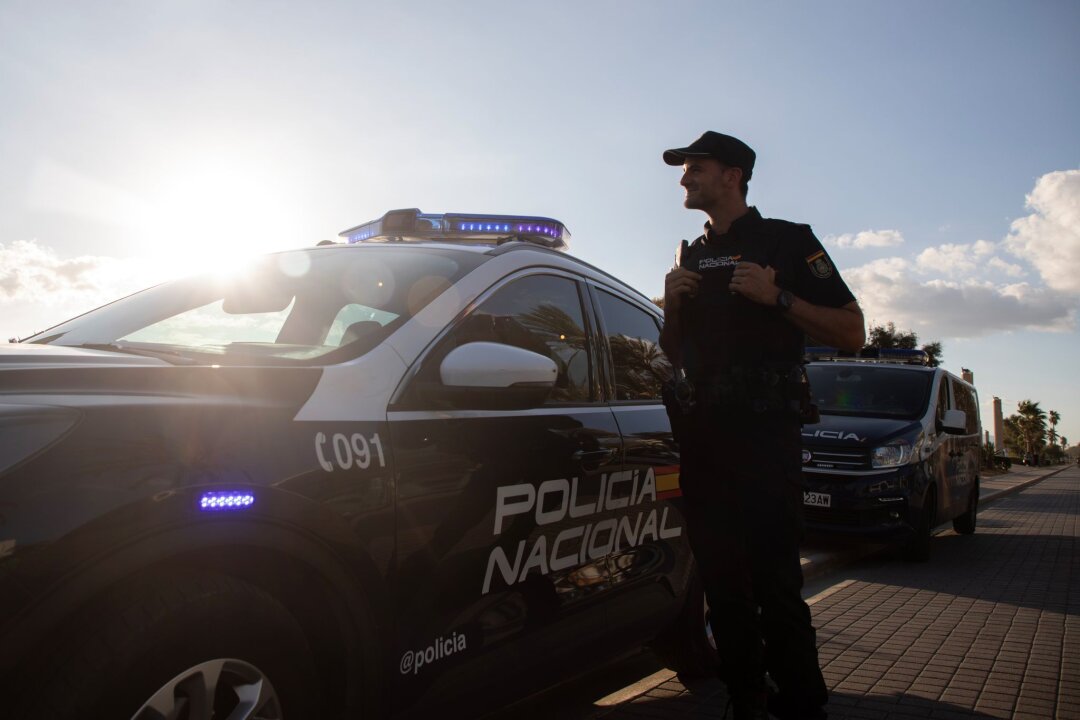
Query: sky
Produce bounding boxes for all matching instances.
[2,0,1078,445]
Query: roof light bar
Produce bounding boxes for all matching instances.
[338,209,571,250]
[805,347,929,366]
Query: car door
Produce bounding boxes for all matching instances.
[387,271,625,714]
[588,284,691,638]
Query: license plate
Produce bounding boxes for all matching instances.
[803,491,831,508]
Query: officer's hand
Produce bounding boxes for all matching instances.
[664,267,702,312]
[729,262,779,305]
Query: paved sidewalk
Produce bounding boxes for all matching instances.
[593,466,1079,719]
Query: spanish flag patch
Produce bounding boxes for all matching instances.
[654,465,682,500]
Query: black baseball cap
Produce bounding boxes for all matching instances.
[662,131,756,181]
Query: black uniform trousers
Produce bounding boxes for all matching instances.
[678,405,828,712]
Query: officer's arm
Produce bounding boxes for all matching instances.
[730,262,865,351]
[783,298,865,351]
[660,267,701,365]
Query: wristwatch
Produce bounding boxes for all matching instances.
[776,289,795,312]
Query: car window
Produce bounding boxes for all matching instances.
[30,247,482,364]
[433,274,593,404]
[594,290,671,401]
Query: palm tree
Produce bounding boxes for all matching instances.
[1015,400,1048,462]
[1048,410,1061,448]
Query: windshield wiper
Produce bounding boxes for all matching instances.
[75,343,200,366]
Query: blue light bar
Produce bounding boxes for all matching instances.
[199,490,256,512]
[338,209,571,250]
[805,347,929,366]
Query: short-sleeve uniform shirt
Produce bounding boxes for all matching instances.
[679,207,855,379]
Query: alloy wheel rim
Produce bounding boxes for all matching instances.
[130,658,283,720]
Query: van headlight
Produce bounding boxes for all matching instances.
[871,434,923,468]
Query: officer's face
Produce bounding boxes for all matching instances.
[680,159,739,210]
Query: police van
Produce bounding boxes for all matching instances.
[0,210,718,719]
[799,348,982,561]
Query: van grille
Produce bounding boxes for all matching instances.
[803,446,871,472]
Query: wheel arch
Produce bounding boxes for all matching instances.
[4,493,390,718]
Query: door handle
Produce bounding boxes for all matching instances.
[572,449,616,465]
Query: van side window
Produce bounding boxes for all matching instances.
[936,375,951,425]
[953,381,979,435]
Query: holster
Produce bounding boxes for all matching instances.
[661,368,695,445]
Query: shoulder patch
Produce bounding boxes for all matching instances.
[806,250,834,279]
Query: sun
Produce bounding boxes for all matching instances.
[133,157,303,280]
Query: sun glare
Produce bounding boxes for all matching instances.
[135,158,301,281]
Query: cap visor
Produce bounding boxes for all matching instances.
[663,148,711,165]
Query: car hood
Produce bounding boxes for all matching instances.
[800,413,921,446]
[0,343,170,369]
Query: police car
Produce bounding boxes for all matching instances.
[0,209,713,719]
[799,348,983,561]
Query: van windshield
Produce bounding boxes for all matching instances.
[806,364,933,420]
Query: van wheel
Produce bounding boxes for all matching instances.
[651,571,720,678]
[16,571,323,720]
[952,481,979,535]
[903,491,935,562]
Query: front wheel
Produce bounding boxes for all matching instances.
[16,571,323,720]
[952,481,979,535]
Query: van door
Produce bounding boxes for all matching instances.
[949,379,981,516]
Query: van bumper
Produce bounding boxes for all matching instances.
[800,464,922,539]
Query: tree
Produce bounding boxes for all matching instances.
[863,322,944,367]
[1008,400,1048,462]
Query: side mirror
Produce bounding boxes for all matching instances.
[435,341,557,409]
[940,409,967,435]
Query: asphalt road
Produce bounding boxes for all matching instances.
[482,464,1075,720]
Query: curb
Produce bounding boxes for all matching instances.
[978,466,1067,506]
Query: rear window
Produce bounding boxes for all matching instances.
[806,364,933,420]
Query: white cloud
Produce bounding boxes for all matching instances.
[846,258,1074,339]
[914,239,1000,276]
[987,256,1025,277]
[0,239,159,310]
[825,229,904,249]
[1004,169,1080,295]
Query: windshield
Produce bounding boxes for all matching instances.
[26,246,485,365]
[807,364,933,420]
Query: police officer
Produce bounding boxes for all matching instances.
[660,131,865,720]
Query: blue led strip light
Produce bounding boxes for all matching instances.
[199,490,256,511]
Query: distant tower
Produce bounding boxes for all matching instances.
[962,368,974,384]
[993,396,1004,452]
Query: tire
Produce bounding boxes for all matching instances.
[15,571,323,720]
[952,481,979,535]
[903,490,936,562]
[650,571,720,678]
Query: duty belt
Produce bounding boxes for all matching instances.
[692,366,802,414]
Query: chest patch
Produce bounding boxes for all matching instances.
[806,250,833,279]
[697,254,741,270]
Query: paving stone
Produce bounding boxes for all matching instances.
[582,470,1078,720]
